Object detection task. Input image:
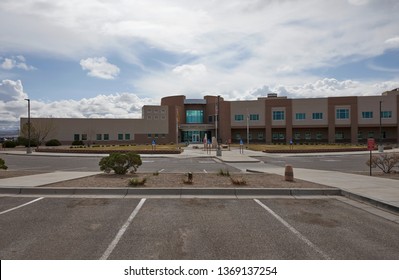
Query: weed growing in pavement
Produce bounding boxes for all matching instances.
[153,171,159,176]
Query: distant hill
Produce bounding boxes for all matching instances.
[0,129,19,138]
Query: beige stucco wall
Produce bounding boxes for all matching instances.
[292,98,328,126]
[20,116,169,143]
[358,95,397,125]
[230,100,265,127]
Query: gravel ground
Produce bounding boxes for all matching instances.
[0,170,45,179]
[41,172,330,188]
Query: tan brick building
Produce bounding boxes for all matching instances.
[21,89,399,145]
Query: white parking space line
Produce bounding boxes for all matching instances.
[142,160,154,163]
[203,169,208,173]
[100,198,146,260]
[158,169,165,173]
[254,199,330,260]
[0,197,44,215]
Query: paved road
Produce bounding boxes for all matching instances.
[1,196,399,260]
[259,154,372,173]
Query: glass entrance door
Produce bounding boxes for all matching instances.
[192,133,200,143]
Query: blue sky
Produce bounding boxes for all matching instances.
[1,0,399,130]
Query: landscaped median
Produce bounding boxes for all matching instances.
[35,146,182,154]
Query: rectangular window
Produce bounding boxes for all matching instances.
[125,134,130,140]
[147,116,152,120]
[250,114,259,121]
[161,109,166,114]
[208,116,213,123]
[257,132,264,140]
[96,134,102,141]
[248,133,252,140]
[147,134,152,138]
[336,109,349,119]
[381,111,392,119]
[279,133,285,140]
[362,111,373,119]
[272,111,285,120]
[294,132,301,140]
[295,113,306,120]
[272,133,279,140]
[81,134,87,141]
[186,110,204,123]
[104,134,109,141]
[74,134,80,141]
[305,132,311,140]
[316,132,322,140]
[154,134,158,138]
[234,114,244,121]
[161,134,166,138]
[312,112,323,120]
[235,133,241,140]
[335,132,344,139]
[118,134,123,140]
[368,131,374,138]
[161,116,166,120]
[357,132,363,140]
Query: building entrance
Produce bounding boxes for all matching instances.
[181,130,212,143]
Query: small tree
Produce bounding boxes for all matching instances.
[0,158,8,170]
[99,152,142,175]
[366,153,399,174]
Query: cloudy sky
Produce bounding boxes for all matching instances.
[1,0,399,130]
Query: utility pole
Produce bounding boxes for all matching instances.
[246,108,250,145]
[379,100,383,152]
[24,98,31,154]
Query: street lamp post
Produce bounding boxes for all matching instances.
[24,98,32,154]
[379,100,383,152]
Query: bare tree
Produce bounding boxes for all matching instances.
[366,153,399,174]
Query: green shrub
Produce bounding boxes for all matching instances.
[0,158,8,170]
[129,177,147,186]
[2,141,17,148]
[218,169,230,176]
[99,152,142,175]
[45,139,62,146]
[17,137,38,147]
[72,140,84,146]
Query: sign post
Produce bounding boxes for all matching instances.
[367,138,375,176]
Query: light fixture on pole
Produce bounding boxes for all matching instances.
[24,98,32,154]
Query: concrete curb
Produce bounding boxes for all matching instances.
[341,190,399,215]
[0,186,339,197]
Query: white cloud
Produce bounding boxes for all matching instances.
[0,56,35,71]
[80,57,120,80]
[385,36,399,48]
[172,64,207,78]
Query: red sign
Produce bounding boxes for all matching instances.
[367,138,375,151]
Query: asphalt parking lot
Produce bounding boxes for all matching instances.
[1,196,399,260]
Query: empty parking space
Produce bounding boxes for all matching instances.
[1,196,399,259]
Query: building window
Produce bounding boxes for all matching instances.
[316,132,322,140]
[186,110,204,123]
[250,114,259,121]
[272,111,285,121]
[161,116,166,120]
[368,131,374,138]
[305,132,311,140]
[234,114,244,121]
[381,111,392,119]
[161,109,166,114]
[147,116,152,120]
[358,132,363,140]
[295,113,306,120]
[81,134,87,141]
[96,134,102,141]
[74,134,80,141]
[312,112,323,120]
[154,109,158,113]
[362,111,373,119]
[335,132,344,139]
[154,134,158,138]
[257,132,264,140]
[147,134,152,138]
[161,134,166,138]
[118,134,123,140]
[125,134,130,140]
[235,133,241,140]
[273,133,285,140]
[208,116,213,123]
[154,115,159,120]
[147,109,152,113]
[294,132,301,140]
[336,109,349,119]
[104,134,109,141]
